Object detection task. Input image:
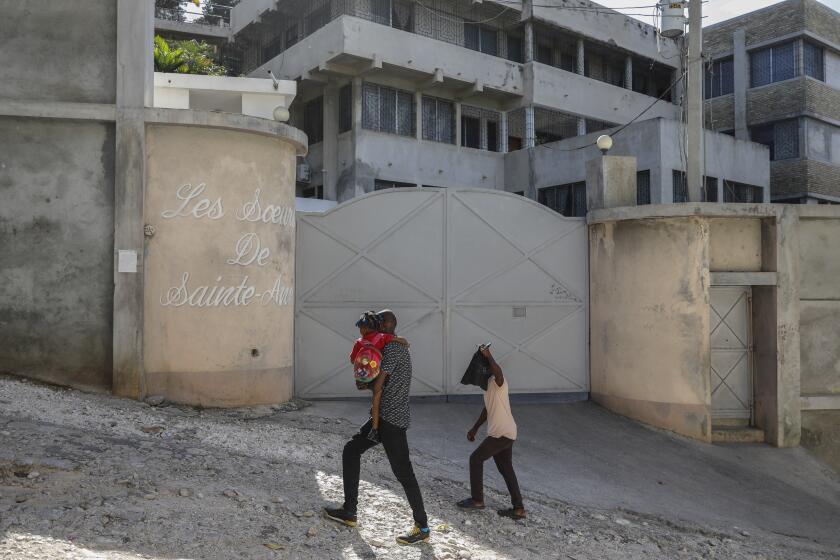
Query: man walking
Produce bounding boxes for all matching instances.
[324,310,431,545]
[457,345,526,519]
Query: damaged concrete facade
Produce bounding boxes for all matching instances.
[703,0,840,204]
[229,0,770,208]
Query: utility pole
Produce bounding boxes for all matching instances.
[686,0,704,202]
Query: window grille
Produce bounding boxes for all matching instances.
[705,58,734,99]
[303,96,324,145]
[461,105,501,151]
[507,35,523,63]
[724,181,763,203]
[750,42,798,87]
[371,0,391,25]
[804,42,825,81]
[585,47,625,88]
[637,170,651,205]
[339,84,352,133]
[461,115,481,149]
[392,0,413,32]
[673,170,688,203]
[534,108,579,145]
[422,96,455,144]
[362,83,415,137]
[704,176,718,202]
[534,27,578,73]
[585,119,615,134]
[538,182,587,217]
[750,120,799,161]
[304,4,330,36]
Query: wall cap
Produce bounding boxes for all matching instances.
[144,108,308,155]
[587,203,782,224]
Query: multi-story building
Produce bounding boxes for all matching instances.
[704,0,840,204]
[224,0,771,209]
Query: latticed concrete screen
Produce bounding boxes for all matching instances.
[235,0,523,74]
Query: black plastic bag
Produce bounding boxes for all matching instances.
[460,349,491,390]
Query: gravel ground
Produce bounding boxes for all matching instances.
[1,375,838,560]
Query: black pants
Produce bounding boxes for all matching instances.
[470,436,524,509]
[342,418,428,528]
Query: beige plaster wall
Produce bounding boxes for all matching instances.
[589,218,712,442]
[799,217,840,397]
[709,218,762,272]
[143,125,296,407]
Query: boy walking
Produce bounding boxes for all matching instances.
[457,345,526,519]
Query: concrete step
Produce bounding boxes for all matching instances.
[712,426,765,444]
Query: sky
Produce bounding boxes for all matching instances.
[598,0,840,26]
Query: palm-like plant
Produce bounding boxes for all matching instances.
[154,35,188,73]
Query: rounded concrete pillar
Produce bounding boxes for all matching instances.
[142,110,306,407]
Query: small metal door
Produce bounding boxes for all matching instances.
[710,286,753,421]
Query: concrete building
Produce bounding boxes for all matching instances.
[228,0,771,209]
[704,0,840,204]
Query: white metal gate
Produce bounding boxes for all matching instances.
[295,189,588,399]
[710,286,753,421]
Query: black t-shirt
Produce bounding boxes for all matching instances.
[379,341,412,429]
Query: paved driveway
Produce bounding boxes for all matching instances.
[304,400,840,547]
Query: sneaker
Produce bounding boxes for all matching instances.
[323,507,357,527]
[396,524,430,545]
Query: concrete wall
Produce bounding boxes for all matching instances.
[0,117,115,390]
[589,217,712,442]
[503,118,770,204]
[528,63,677,124]
[0,0,117,104]
[143,124,297,407]
[797,208,840,471]
[353,131,506,192]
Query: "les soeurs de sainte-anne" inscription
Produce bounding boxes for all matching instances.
[158,182,293,308]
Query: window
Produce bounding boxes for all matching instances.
[362,83,415,137]
[750,119,799,160]
[487,121,499,153]
[538,182,587,217]
[304,4,330,35]
[673,170,688,203]
[461,115,481,149]
[303,96,323,145]
[705,58,734,99]
[506,35,523,63]
[804,42,825,81]
[371,0,390,25]
[464,23,498,56]
[339,84,352,133]
[534,108,579,145]
[724,181,763,203]
[750,42,797,87]
[637,170,651,205]
[704,176,718,202]
[285,23,299,49]
[585,49,624,88]
[391,0,413,32]
[461,105,501,151]
[375,179,415,190]
[422,96,454,144]
[586,119,614,134]
[536,43,553,65]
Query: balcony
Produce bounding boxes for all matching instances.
[248,16,524,104]
[528,62,678,124]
